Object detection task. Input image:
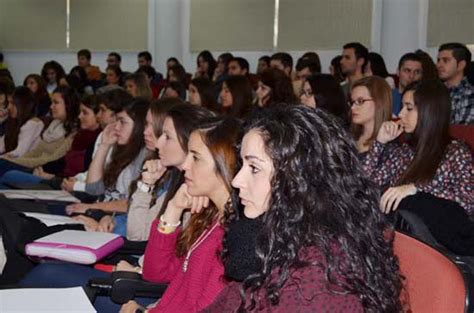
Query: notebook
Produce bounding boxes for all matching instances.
[0,287,96,312]
[25,230,124,264]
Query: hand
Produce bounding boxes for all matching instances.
[376,121,403,144]
[97,215,115,233]
[141,159,166,185]
[170,184,209,214]
[61,177,77,192]
[114,260,139,273]
[101,123,119,146]
[162,184,209,225]
[33,166,54,179]
[380,184,417,214]
[120,300,146,313]
[72,215,99,232]
[65,203,89,215]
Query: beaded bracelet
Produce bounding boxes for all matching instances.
[158,215,181,234]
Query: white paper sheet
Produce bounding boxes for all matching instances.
[23,212,84,227]
[0,190,80,203]
[0,287,96,312]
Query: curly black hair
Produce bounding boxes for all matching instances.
[237,105,403,312]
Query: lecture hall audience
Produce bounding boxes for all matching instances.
[0,40,472,313]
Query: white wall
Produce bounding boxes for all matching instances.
[2,0,470,85]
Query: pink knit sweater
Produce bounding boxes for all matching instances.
[143,219,226,313]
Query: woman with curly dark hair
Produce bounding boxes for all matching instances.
[204,105,404,312]
[41,60,67,95]
[256,68,296,108]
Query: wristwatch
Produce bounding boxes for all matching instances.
[137,181,153,193]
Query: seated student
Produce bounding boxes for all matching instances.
[363,80,473,254]
[0,86,79,178]
[219,75,253,118]
[162,81,186,101]
[330,55,346,84]
[124,73,153,100]
[349,76,392,155]
[41,61,67,96]
[228,57,250,77]
[137,65,166,99]
[391,53,423,116]
[365,52,396,89]
[124,98,190,241]
[77,49,102,83]
[166,57,180,72]
[61,89,132,193]
[121,115,241,313]
[65,98,149,218]
[270,52,293,78]
[203,105,403,312]
[300,73,350,127]
[166,64,189,94]
[0,95,101,188]
[23,74,51,117]
[69,65,94,96]
[213,52,233,94]
[228,57,258,90]
[293,57,321,97]
[20,104,217,311]
[256,68,296,109]
[195,50,217,79]
[0,87,44,157]
[257,55,270,75]
[96,65,123,94]
[188,77,218,112]
[0,83,12,138]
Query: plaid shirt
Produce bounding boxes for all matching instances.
[449,77,474,125]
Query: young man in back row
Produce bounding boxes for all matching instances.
[437,42,473,125]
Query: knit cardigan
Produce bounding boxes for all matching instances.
[142,219,226,313]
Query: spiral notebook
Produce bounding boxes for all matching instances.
[25,230,124,264]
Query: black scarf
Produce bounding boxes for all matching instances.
[224,212,263,282]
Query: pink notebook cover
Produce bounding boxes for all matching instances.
[25,230,124,264]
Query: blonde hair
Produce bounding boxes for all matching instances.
[125,72,152,100]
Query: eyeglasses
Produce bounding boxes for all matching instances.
[348,98,373,107]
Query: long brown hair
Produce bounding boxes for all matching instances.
[175,117,241,257]
[103,98,148,188]
[157,104,215,222]
[221,75,253,118]
[350,76,392,145]
[398,80,451,184]
[4,86,37,152]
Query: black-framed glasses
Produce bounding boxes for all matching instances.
[348,98,373,107]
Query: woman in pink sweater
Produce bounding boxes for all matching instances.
[121,116,242,313]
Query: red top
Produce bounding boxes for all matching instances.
[143,219,227,313]
[202,247,364,313]
[62,128,101,177]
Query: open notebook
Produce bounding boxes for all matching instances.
[0,287,96,312]
[25,230,124,264]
